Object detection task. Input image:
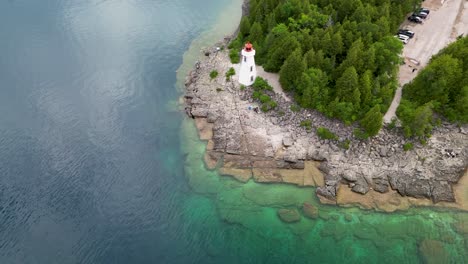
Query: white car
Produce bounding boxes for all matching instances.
[398,34,410,40]
[395,35,409,44]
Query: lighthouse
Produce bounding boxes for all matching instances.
[239,42,257,86]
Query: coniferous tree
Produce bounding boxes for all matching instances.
[279,48,306,91]
[336,66,359,102]
[360,104,383,136]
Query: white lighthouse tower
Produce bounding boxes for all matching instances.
[239,42,257,86]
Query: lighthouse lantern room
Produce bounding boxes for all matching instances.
[238,42,257,86]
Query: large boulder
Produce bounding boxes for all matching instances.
[373,177,389,193]
[351,177,370,194]
[316,180,338,201]
[277,208,301,223]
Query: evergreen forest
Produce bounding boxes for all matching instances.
[230,0,422,136]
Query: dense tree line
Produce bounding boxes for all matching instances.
[230,0,419,136]
[397,36,468,138]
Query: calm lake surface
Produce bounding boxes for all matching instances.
[0,1,466,263]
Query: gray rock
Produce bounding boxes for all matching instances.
[207,112,218,123]
[351,178,370,194]
[283,137,293,147]
[431,181,455,203]
[342,171,358,182]
[191,107,208,118]
[379,146,388,157]
[316,181,337,201]
[373,178,389,193]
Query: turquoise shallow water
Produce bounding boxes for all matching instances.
[0,0,466,263]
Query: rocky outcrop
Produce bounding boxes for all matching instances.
[184,39,468,210]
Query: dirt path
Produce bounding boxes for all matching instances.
[383,0,467,123]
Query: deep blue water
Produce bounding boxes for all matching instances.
[0,1,231,263]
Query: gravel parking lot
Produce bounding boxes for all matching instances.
[383,0,467,123]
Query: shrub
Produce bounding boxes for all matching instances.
[240,84,246,91]
[403,142,414,151]
[210,70,218,79]
[252,91,262,100]
[259,100,277,112]
[225,67,236,81]
[259,94,271,103]
[229,49,240,64]
[252,77,273,91]
[317,127,338,140]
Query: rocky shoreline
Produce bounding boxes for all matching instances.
[183,37,467,212]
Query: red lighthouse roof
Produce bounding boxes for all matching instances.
[244,42,253,52]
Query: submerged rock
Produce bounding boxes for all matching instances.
[418,240,450,264]
[302,202,319,219]
[277,208,301,223]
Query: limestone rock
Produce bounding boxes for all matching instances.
[373,177,389,193]
[277,208,301,223]
[283,137,293,147]
[430,181,455,203]
[351,177,370,194]
[316,181,337,201]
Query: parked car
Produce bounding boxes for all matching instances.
[408,15,423,23]
[398,29,415,38]
[395,35,409,44]
[418,8,430,14]
[415,12,428,19]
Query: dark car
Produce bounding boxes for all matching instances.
[408,15,423,23]
[398,29,415,38]
[418,8,430,14]
[415,12,428,19]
